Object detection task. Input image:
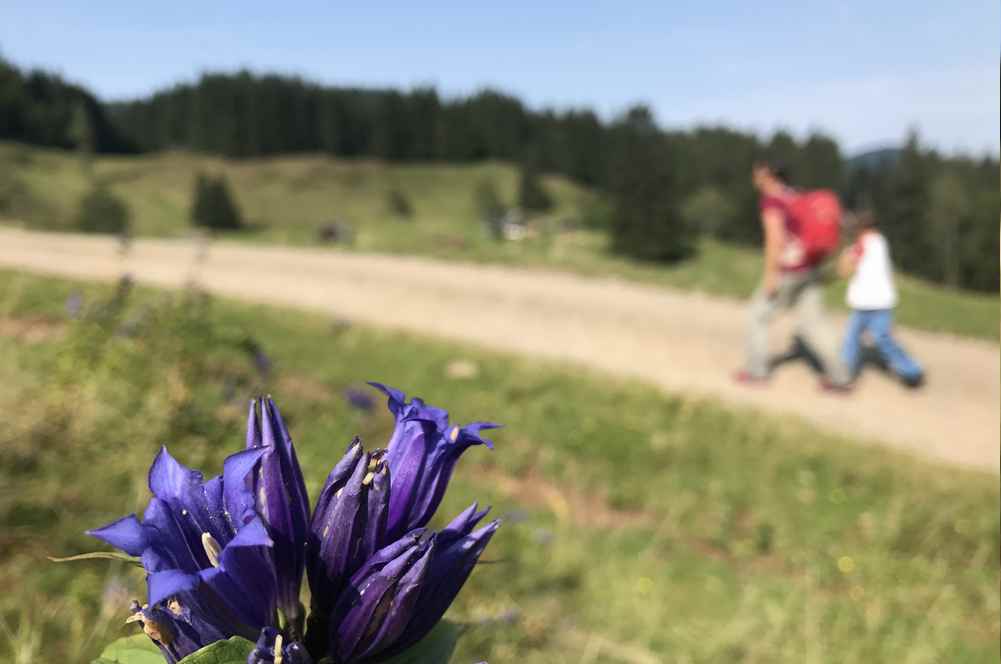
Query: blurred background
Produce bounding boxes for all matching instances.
[0,3,998,663]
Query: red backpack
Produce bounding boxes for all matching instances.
[790,189,842,264]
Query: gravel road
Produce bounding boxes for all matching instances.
[1,228,996,472]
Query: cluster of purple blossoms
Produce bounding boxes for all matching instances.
[88,383,500,664]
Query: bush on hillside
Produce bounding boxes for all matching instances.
[517,161,553,212]
[475,179,506,241]
[386,188,414,219]
[75,185,131,235]
[191,173,243,231]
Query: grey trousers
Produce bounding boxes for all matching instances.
[745,269,850,385]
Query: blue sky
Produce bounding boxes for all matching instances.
[2,2,997,155]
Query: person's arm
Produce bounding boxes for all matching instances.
[837,240,861,278]
[761,208,785,296]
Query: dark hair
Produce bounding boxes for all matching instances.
[753,158,791,184]
[855,209,878,228]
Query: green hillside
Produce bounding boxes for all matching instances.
[1,142,996,341]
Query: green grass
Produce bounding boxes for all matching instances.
[1,140,997,342]
[0,269,996,664]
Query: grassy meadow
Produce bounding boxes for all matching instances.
[0,141,996,341]
[0,269,997,663]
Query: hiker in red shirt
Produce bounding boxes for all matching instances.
[735,160,851,389]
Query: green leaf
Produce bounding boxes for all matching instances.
[176,637,255,664]
[91,635,162,664]
[380,621,464,664]
[49,551,144,566]
[91,635,255,664]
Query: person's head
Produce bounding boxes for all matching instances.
[752,160,790,195]
[851,209,878,236]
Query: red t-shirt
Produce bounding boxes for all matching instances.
[759,189,808,271]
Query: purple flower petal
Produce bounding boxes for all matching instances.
[246,398,311,626]
[148,569,199,606]
[328,534,432,663]
[388,516,500,655]
[86,514,146,556]
[370,385,499,541]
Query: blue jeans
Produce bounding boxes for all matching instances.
[842,309,923,381]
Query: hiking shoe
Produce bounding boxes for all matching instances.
[733,369,769,386]
[819,378,854,395]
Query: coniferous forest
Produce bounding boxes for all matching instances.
[1,57,997,291]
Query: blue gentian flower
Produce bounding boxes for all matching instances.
[368,383,500,541]
[245,397,312,633]
[88,387,499,664]
[88,446,279,661]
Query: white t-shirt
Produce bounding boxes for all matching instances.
[846,231,898,310]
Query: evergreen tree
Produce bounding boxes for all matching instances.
[882,132,934,280]
[190,173,243,231]
[681,186,738,238]
[608,106,695,262]
[0,57,134,153]
[517,160,553,212]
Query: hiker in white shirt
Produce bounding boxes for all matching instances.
[837,211,924,387]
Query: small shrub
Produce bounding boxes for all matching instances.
[386,188,414,219]
[475,179,506,241]
[75,186,131,235]
[191,173,243,231]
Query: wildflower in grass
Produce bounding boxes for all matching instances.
[65,292,84,318]
[343,387,376,412]
[369,382,500,540]
[245,397,311,633]
[87,386,498,663]
[88,446,279,661]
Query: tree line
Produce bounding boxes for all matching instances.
[1,57,996,291]
[0,58,134,153]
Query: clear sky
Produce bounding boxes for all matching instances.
[2,1,997,155]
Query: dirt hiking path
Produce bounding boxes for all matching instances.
[1,228,996,472]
